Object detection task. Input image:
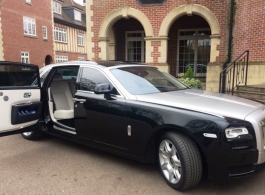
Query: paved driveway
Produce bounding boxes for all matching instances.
[0,134,265,195]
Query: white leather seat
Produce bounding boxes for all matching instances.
[51,74,74,120]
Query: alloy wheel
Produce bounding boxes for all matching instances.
[159,139,182,184]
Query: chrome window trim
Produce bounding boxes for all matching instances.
[77,89,125,99]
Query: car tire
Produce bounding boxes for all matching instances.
[158,132,202,191]
[21,125,45,140]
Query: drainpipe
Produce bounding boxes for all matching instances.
[221,0,235,93]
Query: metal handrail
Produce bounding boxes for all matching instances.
[219,50,249,94]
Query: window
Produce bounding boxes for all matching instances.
[126,31,145,62]
[21,52,30,64]
[74,10,81,21]
[40,70,50,86]
[57,68,79,80]
[26,0,31,4]
[55,55,68,63]
[53,1,61,14]
[137,0,166,5]
[110,67,186,95]
[0,64,39,87]
[177,29,211,76]
[54,27,67,43]
[78,57,84,61]
[79,68,117,95]
[43,26,47,40]
[77,33,84,46]
[23,16,36,36]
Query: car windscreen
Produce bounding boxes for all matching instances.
[110,66,187,95]
[0,64,39,88]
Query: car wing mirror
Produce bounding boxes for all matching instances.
[94,83,113,94]
[94,83,114,100]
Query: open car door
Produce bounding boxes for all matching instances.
[0,62,42,137]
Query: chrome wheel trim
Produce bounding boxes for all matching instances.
[159,139,182,184]
[22,132,32,136]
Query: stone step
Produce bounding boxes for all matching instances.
[233,91,265,101]
[237,85,265,93]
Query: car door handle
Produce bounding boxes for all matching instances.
[72,98,86,103]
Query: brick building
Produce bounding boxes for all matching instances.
[86,0,265,92]
[0,0,54,66]
[0,0,87,67]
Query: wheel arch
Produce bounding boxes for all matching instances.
[145,126,207,166]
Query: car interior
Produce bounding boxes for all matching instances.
[47,68,79,130]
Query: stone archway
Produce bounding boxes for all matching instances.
[159,4,221,63]
[98,7,154,60]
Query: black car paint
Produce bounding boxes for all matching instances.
[40,64,259,184]
[75,91,128,152]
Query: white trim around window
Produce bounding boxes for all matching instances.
[54,27,67,43]
[77,33,84,46]
[21,52,30,64]
[53,1,62,14]
[55,55,68,63]
[43,26,47,40]
[23,16,36,36]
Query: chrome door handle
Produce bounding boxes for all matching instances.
[72,98,86,103]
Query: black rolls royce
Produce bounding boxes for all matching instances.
[1,60,265,191]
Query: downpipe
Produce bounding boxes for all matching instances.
[221,0,235,93]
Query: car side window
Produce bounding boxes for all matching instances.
[0,64,39,87]
[40,70,50,86]
[79,68,119,95]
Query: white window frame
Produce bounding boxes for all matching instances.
[26,0,31,4]
[74,10,82,21]
[177,28,211,77]
[42,26,47,40]
[23,16,36,36]
[53,1,62,14]
[77,33,84,46]
[125,31,145,62]
[21,52,30,64]
[55,55,68,63]
[54,27,67,43]
[78,57,85,61]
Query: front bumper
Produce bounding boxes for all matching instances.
[207,148,260,183]
[229,162,265,178]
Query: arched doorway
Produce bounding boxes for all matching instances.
[45,55,53,65]
[168,15,211,79]
[158,4,221,81]
[98,7,153,61]
[112,18,145,62]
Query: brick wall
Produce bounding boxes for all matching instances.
[1,0,54,67]
[233,0,265,62]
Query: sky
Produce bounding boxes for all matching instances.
[73,0,83,5]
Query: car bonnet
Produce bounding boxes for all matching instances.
[135,89,265,119]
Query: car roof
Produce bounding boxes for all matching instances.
[40,60,147,72]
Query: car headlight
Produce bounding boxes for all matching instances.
[225,127,249,139]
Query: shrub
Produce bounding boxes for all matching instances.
[184,66,194,79]
[178,77,203,89]
[178,66,203,89]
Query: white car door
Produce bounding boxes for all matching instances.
[0,62,42,136]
